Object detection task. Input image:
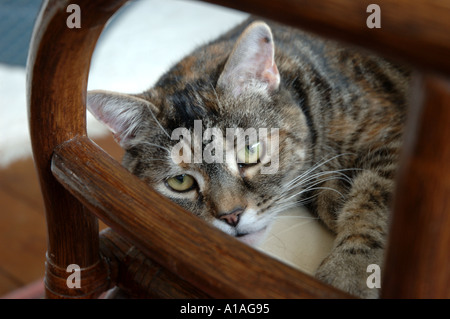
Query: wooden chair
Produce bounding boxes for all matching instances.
[27,0,450,298]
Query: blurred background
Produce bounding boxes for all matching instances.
[0,0,247,298]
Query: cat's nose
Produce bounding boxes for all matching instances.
[218,207,244,227]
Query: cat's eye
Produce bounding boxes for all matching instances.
[165,174,196,192]
[236,142,261,165]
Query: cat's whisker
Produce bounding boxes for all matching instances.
[284,168,354,191]
[284,154,356,189]
[294,173,353,192]
[275,215,319,220]
[281,169,355,202]
[295,194,320,206]
[139,141,172,154]
[273,192,325,213]
[145,104,171,140]
[268,197,314,215]
[145,158,168,162]
[210,83,224,110]
[303,186,345,198]
[281,178,347,203]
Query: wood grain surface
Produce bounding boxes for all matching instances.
[382,75,450,298]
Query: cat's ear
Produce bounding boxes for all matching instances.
[87,90,158,149]
[217,21,280,97]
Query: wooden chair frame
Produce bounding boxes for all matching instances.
[27,0,449,298]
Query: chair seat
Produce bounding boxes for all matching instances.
[259,207,335,276]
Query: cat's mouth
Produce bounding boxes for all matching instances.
[235,227,268,246]
[236,232,250,237]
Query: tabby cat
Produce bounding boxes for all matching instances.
[87,17,410,298]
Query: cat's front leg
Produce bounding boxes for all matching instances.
[315,237,385,298]
[315,170,393,298]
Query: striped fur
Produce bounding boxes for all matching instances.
[87,17,410,298]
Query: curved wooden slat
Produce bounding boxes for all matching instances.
[27,0,129,298]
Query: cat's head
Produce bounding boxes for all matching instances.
[87,21,311,245]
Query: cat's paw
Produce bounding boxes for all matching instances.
[315,247,382,299]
